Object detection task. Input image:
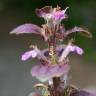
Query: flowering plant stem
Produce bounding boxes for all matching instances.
[48,36,62,96]
[10,5,94,96]
[47,26,63,96]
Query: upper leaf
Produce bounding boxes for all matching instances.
[10,24,41,35]
[65,26,92,38]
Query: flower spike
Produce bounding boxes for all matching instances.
[10,5,93,96]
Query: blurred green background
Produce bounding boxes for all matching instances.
[0,0,96,96]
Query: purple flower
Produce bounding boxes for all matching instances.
[21,46,40,61]
[58,41,84,62]
[21,43,83,82]
[36,6,68,26]
[21,44,83,62]
[21,50,38,61]
[21,46,50,64]
[31,63,70,82]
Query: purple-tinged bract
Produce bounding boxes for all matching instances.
[10,24,41,34]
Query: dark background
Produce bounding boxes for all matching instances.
[0,0,96,96]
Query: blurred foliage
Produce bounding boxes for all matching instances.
[0,0,96,62]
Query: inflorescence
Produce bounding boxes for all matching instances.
[10,6,95,96]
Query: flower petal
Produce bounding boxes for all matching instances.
[58,41,84,62]
[31,65,50,82]
[10,24,41,34]
[70,45,84,55]
[31,65,41,76]
[52,7,69,21]
[31,64,70,82]
[75,46,84,55]
[21,50,38,61]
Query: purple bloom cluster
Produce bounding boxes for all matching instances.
[10,6,94,96]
